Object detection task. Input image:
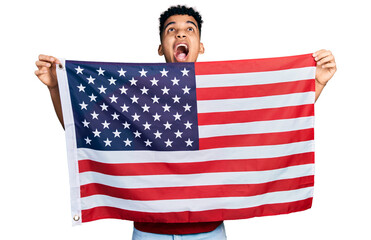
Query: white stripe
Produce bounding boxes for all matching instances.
[197,92,314,113]
[81,187,313,212]
[196,67,315,88]
[80,164,314,189]
[199,116,314,138]
[77,140,314,164]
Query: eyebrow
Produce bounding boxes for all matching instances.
[163,20,198,31]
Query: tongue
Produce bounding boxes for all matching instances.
[177,53,187,60]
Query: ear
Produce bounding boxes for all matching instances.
[158,44,164,56]
[199,42,205,54]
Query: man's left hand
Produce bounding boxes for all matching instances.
[313,49,337,86]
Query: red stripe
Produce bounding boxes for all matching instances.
[78,152,314,175]
[195,54,316,75]
[199,128,314,150]
[81,198,313,223]
[198,104,314,125]
[196,79,314,101]
[80,176,314,200]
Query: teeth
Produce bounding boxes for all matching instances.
[177,44,188,50]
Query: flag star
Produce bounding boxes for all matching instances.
[144,139,152,147]
[151,95,160,103]
[119,86,128,94]
[162,104,171,112]
[96,67,105,76]
[163,121,172,130]
[98,85,107,94]
[182,86,191,94]
[153,130,162,139]
[120,104,129,112]
[109,94,118,103]
[139,68,148,77]
[172,95,181,103]
[111,112,120,120]
[108,77,117,85]
[184,121,193,129]
[122,121,131,129]
[132,113,140,121]
[141,104,150,112]
[86,75,95,84]
[123,138,132,146]
[150,77,159,86]
[152,112,161,121]
[89,93,97,102]
[75,66,84,74]
[160,68,168,77]
[79,101,88,110]
[164,139,173,147]
[133,130,142,138]
[84,136,92,145]
[118,68,127,77]
[104,138,112,147]
[171,77,180,85]
[82,119,90,128]
[173,112,182,121]
[129,77,138,86]
[130,95,139,103]
[161,86,170,95]
[113,129,121,138]
[93,129,101,137]
[174,130,183,138]
[77,84,86,92]
[142,121,152,130]
[183,103,192,112]
[140,86,149,95]
[185,138,194,147]
[91,111,99,119]
[181,68,190,76]
[100,103,109,111]
[102,120,111,129]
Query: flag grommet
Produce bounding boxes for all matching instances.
[58,63,63,70]
[73,215,80,221]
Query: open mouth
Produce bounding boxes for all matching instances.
[174,43,189,62]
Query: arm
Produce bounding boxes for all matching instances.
[35,54,64,129]
[313,49,337,102]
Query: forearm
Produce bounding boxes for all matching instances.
[315,80,326,103]
[48,86,65,129]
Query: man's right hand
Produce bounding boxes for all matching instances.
[35,54,60,89]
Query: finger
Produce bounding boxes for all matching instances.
[313,49,326,58]
[38,54,59,64]
[317,55,335,65]
[34,69,48,76]
[35,60,52,68]
[315,50,333,61]
[321,62,336,69]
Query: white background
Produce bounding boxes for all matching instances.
[1,0,370,239]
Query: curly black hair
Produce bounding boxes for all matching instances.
[159,5,203,39]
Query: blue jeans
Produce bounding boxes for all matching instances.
[132,223,227,240]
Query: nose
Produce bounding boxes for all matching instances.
[176,31,186,39]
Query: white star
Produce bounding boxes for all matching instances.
[182,86,191,94]
[122,121,131,129]
[141,104,150,112]
[108,77,117,85]
[183,103,192,112]
[102,120,111,129]
[86,75,95,84]
[123,138,132,146]
[109,94,118,103]
[79,101,88,110]
[140,86,149,95]
[104,138,112,147]
[163,121,172,130]
[172,95,181,103]
[113,129,121,138]
[164,139,173,147]
[132,113,140,121]
[142,121,151,130]
[161,86,170,95]
[133,130,142,138]
[98,85,107,94]
[96,67,105,76]
[130,95,139,103]
[111,112,120,120]
[185,138,194,147]
[181,68,189,76]
[173,112,182,121]
[93,129,101,137]
[77,84,86,92]
[119,86,128,94]
[75,66,84,74]
[100,103,108,111]
[139,68,148,77]
[88,93,97,102]
[150,77,159,86]
[84,136,92,145]
[82,119,90,128]
[153,130,162,139]
[174,130,183,138]
[91,111,99,119]
[118,68,127,77]
[151,95,160,103]
[160,68,168,77]
[129,77,138,86]
[144,139,152,147]
[171,77,180,85]
[162,104,171,112]
[184,121,193,129]
[152,112,161,121]
[120,104,129,112]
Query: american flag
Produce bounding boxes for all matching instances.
[56,54,316,225]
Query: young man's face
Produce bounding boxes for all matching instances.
[158,14,204,63]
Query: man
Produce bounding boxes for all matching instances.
[35,5,336,240]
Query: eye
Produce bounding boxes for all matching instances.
[187,27,194,31]
[168,28,175,32]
